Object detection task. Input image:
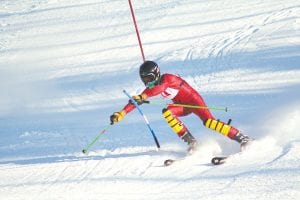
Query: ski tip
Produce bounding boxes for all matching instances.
[164,159,175,166]
[211,157,227,165]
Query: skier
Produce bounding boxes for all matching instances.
[110,61,252,152]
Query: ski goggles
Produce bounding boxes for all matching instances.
[141,75,156,89]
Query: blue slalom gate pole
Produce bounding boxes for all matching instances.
[123,89,160,149]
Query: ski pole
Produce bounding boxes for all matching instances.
[144,101,228,112]
[82,124,112,154]
[123,89,160,149]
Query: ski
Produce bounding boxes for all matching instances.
[211,139,255,165]
[163,157,186,166]
[165,139,255,166]
[164,159,176,166]
[163,150,196,166]
[211,150,245,165]
[211,156,228,165]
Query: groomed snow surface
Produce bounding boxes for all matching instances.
[0,0,300,199]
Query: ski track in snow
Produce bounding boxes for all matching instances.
[0,0,300,199]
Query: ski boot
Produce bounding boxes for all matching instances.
[181,131,198,154]
[233,132,254,151]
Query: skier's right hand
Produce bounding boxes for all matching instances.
[129,94,147,105]
[110,110,126,125]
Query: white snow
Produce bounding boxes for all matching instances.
[0,0,300,199]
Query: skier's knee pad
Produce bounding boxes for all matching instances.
[204,118,231,136]
[162,108,184,134]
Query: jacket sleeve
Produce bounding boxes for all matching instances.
[122,103,134,114]
[122,75,168,114]
[143,75,168,97]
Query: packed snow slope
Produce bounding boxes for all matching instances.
[1,0,300,199]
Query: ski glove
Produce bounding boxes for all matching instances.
[129,95,146,105]
[110,111,126,125]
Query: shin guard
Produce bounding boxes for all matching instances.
[162,108,186,137]
[204,118,238,138]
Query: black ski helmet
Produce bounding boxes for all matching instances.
[139,61,160,88]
